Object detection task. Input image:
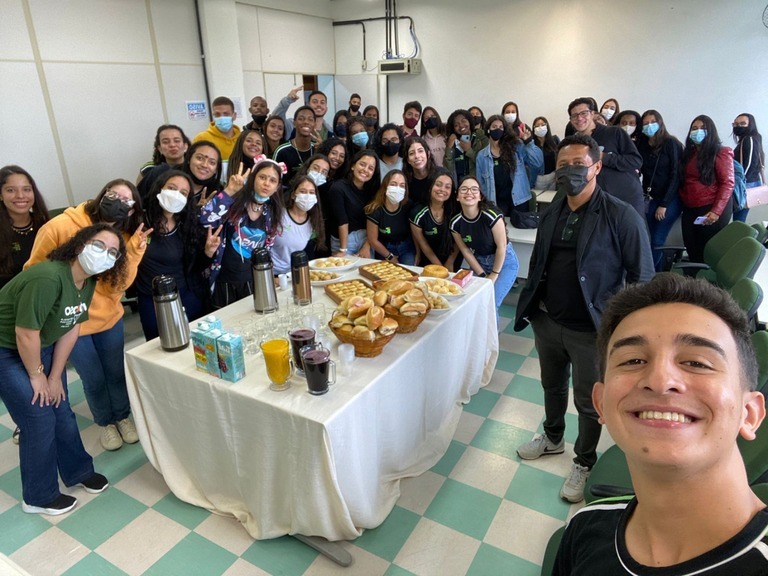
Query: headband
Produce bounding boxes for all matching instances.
[253,154,288,175]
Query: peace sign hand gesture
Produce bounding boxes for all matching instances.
[225,164,251,196]
[134,223,154,249]
[204,225,223,258]
[197,186,216,208]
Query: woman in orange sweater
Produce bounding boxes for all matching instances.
[27,179,150,451]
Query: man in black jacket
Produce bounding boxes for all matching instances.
[514,133,653,503]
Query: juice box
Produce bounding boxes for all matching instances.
[216,332,246,383]
[201,315,223,330]
[191,326,222,378]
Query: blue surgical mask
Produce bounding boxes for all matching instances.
[351,132,369,147]
[689,129,707,145]
[214,116,234,132]
[253,193,270,204]
[642,122,660,138]
[308,170,327,187]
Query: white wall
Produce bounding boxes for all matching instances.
[330,0,768,143]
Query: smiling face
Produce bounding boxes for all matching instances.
[249,97,268,116]
[294,110,315,138]
[242,132,263,158]
[189,145,219,181]
[327,145,345,170]
[2,173,35,221]
[453,115,471,135]
[457,178,481,208]
[265,118,285,142]
[569,103,595,133]
[351,155,376,186]
[430,174,453,204]
[594,303,765,473]
[308,94,327,117]
[407,142,428,171]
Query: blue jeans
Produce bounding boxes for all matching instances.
[331,229,371,258]
[475,243,519,327]
[646,195,683,272]
[0,345,94,506]
[376,239,416,266]
[69,320,131,427]
[137,286,205,341]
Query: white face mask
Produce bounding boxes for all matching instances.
[503,113,517,124]
[78,243,116,276]
[307,170,327,187]
[295,193,318,212]
[386,186,405,204]
[601,108,615,120]
[533,126,548,138]
[157,189,188,214]
[622,125,636,136]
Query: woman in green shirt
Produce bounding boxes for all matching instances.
[0,223,127,516]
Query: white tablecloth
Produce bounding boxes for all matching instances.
[125,271,498,541]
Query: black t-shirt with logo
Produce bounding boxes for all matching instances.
[449,207,502,256]
[367,201,413,244]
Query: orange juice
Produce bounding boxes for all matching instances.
[260,338,291,385]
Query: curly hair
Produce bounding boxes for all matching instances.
[48,223,128,288]
[150,124,190,165]
[84,178,144,234]
[317,138,350,180]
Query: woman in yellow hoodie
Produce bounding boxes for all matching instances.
[26,179,150,451]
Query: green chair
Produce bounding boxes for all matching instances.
[706,237,765,290]
[751,222,768,245]
[729,277,764,328]
[672,221,758,278]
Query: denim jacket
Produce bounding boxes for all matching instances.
[475,140,543,206]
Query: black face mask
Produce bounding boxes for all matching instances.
[364,117,377,127]
[488,128,505,141]
[382,142,400,157]
[733,125,749,138]
[251,113,268,125]
[349,104,360,113]
[425,117,438,130]
[335,124,348,137]
[556,165,592,197]
[471,115,485,128]
[99,196,131,222]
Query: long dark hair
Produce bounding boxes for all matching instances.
[317,138,350,180]
[429,167,458,259]
[532,116,559,155]
[403,136,436,182]
[362,105,380,132]
[446,109,472,138]
[227,129,265,182]
[682,115,721,186]
[84,179,144,234]
[262,115,287,157]
[0,165,50,275]
[347,149,381,196]
[501,101,525,132]
[458,175,494,214]
[485,115,519,174]
[640,109,674,153]
[150,124,190,165]
[182,140,223,190]
[286,176,326,251]
[420,106,445,137]
[733,113,765,168]
[347,116,370,157]
[227,160,286,240]
[48,223,128,288]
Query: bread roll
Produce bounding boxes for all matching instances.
[400,302,427,316]
[366,305,384,330]
[378,317,398,336]
[330,314,353,328]
[352,325,375,341]
[391,294,407,309]
[338,324,354,334]
[348,298,372,319]
[423,264,449,279]
[373,290,388,307]
[404,288,427,303]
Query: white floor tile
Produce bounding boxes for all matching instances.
[305,543,389,575]
[484,369,514,394]
[396,471,444,516]
[0,440,20,477]
[515,357,541,380]
[497,332,535,356]
[449,446,520,498]
[0,489,17,515]
[10,527,88,576]
[488,396,543,432]
[195,513,255,556]
[115,462,170,507]
[453,411,485,444]
[222,558,272,576]
[484,500,564,565]
[393,518,481,576]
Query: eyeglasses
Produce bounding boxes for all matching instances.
[561,212,580,242]
[87,239,121,260]
[458,186,481,196]
[569,109,592,121]
[104,190,135,207]
[733,122,749,127]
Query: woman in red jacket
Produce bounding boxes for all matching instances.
[679,115,734,263]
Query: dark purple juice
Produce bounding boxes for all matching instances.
[303,349,331,395]
[289,328,315,372]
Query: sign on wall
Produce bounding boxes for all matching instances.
[186,100,208,121]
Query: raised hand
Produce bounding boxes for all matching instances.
[204,225,223,257]
[198,186,216,207]
[134,223,154,248]
[225,164,251,196]
[288,85,304,101]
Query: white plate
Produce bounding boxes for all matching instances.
[421,278,465,299]
[308,257,360,273]
[428,296,451,313]
[310,272,349,286]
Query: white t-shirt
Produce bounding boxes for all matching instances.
[271,210,314,274]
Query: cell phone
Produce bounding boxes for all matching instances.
[694,216,708,225]
[460,134,471,142]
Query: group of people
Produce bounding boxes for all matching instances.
[1,89,766,574]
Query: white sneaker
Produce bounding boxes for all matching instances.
[116,418,139,444]
[517,434,565,460]
[560,463,591,503]
[100,424,123,451]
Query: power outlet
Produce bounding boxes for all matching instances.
[361,59,367,71]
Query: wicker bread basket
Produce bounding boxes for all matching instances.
[328,323,395,358]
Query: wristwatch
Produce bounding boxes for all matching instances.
[31,363,44,376]
[386,253,395,261]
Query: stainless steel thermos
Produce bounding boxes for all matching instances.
[290,250,312,305]
[152,275,191,351]
[252,247,279,313]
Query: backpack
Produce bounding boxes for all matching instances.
[733,159,747,211]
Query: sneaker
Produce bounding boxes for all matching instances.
[100,424,123,451]
[22,493,77,516]
[517,434,565,460]
[116,417,139,444]
[12,426,20,445]
[560,463,591,503]
[77,473,109,494]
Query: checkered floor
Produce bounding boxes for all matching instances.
[0,291,615,576]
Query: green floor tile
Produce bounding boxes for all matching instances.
[58,488,147,549]
[535,412,579,445]
[153,493,210,529]
[430,440,466,476]
[385,565,418,576]
[466,543,540,576]
[62,552,128,576]
[463,388,501,418]
[499,304,516,319]
[0,506,51,555]
[0,424,11,443]
[424,478,501,540]
[354,505,420,562]
[74,413,94,431]
[0,401,7,415]
[0,468,22,500]
[506,464,572,521]
[470,419,531,460]
[241,535,318,575]
[495,351,526,374]
[144,532,236,576]
[93,441,148,484]
[67,380,86,407]
[505,320,533,337]
[503,375,544,405]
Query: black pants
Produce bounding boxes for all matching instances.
[530,310,602,469]
[681,199,733,263]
